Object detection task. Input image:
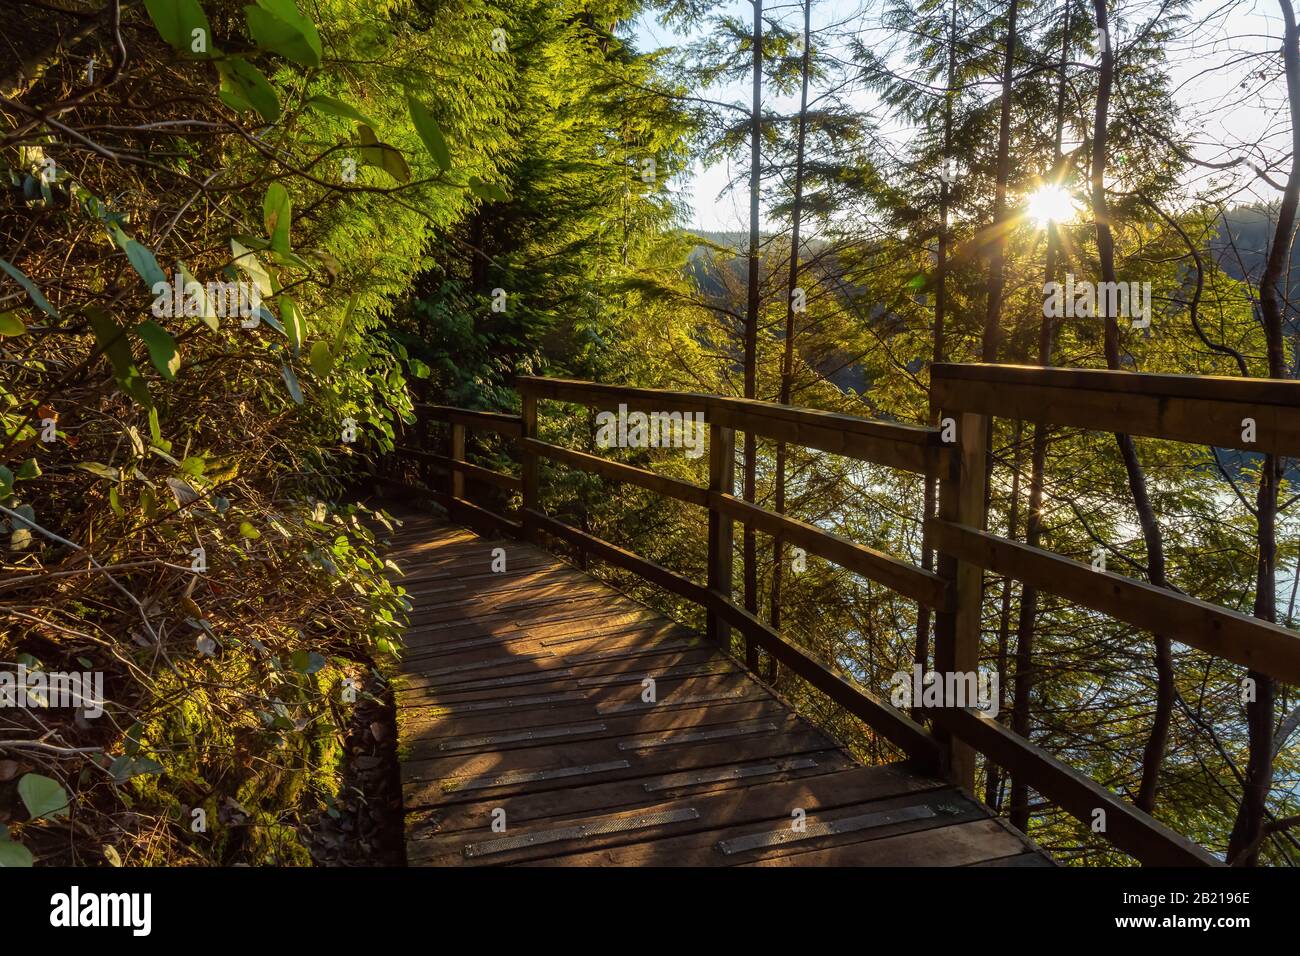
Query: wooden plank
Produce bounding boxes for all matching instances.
[928,518,1300,687]
[711,492,948,609]
[416,403,523,437]
[745,817,1027,867]
[522,438,709,506]
[402,725,835,811]
[410,750,855,837]
[931,363,1300,457]
[928,707,1220,866]
[515,779,966,868]
[411,764,948,866]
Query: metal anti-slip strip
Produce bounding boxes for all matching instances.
[464,807,700,858]
[596,689,747,715]
[438,721,607,751]
[618,721,778,751]
[643,757,819,793]
[715,804,937,855]
[441,759,630,793]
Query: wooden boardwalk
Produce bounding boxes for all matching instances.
[390,514,1050,867]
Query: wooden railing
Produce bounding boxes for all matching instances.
[388,364,1300,867]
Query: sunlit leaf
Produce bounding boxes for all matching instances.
[143,0,212,54]
[305,95,376,127]
[135,320,181,380]
[244,0,322,67]
[217,57,280,123]
[0,258,58,317]
[263,182,291,252]
[309,339,334,376]
[407,95,450,171]
[18,773,69,820]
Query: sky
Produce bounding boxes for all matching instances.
[630,0,1291,233]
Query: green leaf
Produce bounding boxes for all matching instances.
[109,226,168,289]
[108,756,165,784]
[244,0,322,67]
[142,0,212,53]
[356,125,410,184]
[18,773,70,820]
[88,309,152,408]
[281,363,303,404]
[0,838,33,868]
[468,177,509,202]
[230,239,274,300]
[281,295,305,352]
[15,458,39,480]
[305,95,376,127]
[78,462,121,480]
[0,312,26,336]
[308,339,334,377]
[0,257,58,317]
[148,406,163,446]
[0,466,12,501]
[135,320,181,380]
[217,57,280,123]
[178,263,219,332]
[407,96,450,171]
[263,182,291,252]
[333,293,359,352]
[238,520,261,539]
[289,649,326,674]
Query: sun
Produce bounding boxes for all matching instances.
[1025,184,1082,228]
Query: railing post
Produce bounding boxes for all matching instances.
[449,422,466,501]
[520,391,539,543]
[933,410,988,794]
[706,423,735,648]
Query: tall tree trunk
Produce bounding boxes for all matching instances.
[770,0,812,654]
[742,0,763,670]
[1008,0,1070,832]
[914,0,958,715]
[1227,0,1300,866]
[1090,0,1174,817]
[981,0,1020,363]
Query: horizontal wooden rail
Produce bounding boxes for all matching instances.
[518,376,948,476]
[928,518,1300,687]
[522,438,709,507]
[526,509,711,606]
[711,492,949,609]
[932,363,1300,457]
[710,594,943,768]
[415,403,523,437]
[394,446,521,492]
[928,708,1221,866]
